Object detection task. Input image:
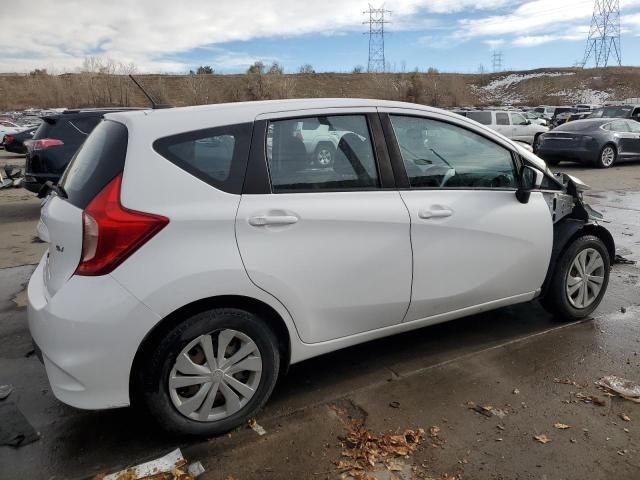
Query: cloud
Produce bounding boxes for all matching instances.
[0,0,516,72]
[484,39,506,49]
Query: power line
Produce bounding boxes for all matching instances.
[492,51,504,72]
[363,4,391,73]
[582,0,622,67]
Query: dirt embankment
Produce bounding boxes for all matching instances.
[1,67,639,110]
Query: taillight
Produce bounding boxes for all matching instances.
[25,138,64,151]
[4,134,13,144]
[76,174,169,276]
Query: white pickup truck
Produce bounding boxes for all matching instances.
[455,110,549,147]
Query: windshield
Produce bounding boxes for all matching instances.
[589,106,632,118]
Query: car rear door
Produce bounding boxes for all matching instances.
[379,108,552,323]
[235,110,412,344]
[510,112,533,143]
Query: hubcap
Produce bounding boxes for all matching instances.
[601,147,615,166]
[169,329,262,422]
[317,149,332,166]
[566,248,605,309]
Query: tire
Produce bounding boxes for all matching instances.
[314,143,334,168]
[138,308,280,436]
[595,144,616,168]
[541,235,610,321]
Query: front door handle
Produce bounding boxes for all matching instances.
[248,215,299,226]
[418,208,453,219]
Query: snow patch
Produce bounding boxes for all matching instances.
[483,72,575,92]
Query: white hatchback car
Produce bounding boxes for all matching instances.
[28,99,614,436]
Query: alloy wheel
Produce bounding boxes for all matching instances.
[565,248,605,309]
[601,146,615,167]
[317,148,333,166]
[169,329,262,422]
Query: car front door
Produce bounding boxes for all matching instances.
[494,112,512,138]
[623,120,640,157]
[235,111,412,343]
[380,109,553,323]
[510,112,533,143]
[609,120,636,159]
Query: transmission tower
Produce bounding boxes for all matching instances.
[582,0,622,68]
[363,5,391,73]
[492,51,504,72]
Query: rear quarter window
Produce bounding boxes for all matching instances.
[153,123,252,194]
[59,120,128,209]
[466,111,492,125]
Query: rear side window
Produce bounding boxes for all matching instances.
[466,111,491,125]
[153,123,252,194]
[59,120,128,209]
[266,114,379,193]
[496,113,510,125]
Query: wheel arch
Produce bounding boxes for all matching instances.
[540,218,615,298]
[129,295,292,403]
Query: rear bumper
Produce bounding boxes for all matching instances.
[27,255,161,409]
[536,146,598,164]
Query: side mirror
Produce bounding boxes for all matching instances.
[516,165,544,204]
[525,120,531,125]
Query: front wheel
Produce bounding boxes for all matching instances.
[596,144,616,168]
[138,308,280,436]
[541,235,610,320]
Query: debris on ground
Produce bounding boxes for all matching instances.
[573,392,607,406]
[533,434,551,444]
[248,417,266,436]
[466,401,508,419]
[620,413,631,422]
[389,401,400,408]
[596,375,640,403]
[553,378,581,387]
[98,448,204,480]
[613,254,636,265]
[336,422,425,479]
[512,388,520,395]
[0,384,13,400]
[0,402,39,447]
[0,166,24,189]
[554,423,571,430]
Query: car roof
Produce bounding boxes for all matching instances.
[105,98,461,138]
[42,107,145,120]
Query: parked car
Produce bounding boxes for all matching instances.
[29,99,613,436]
[23,107,142,193]
[536,118,640,168]
[523,111,548,126]
[0,120,23,144]
[2,127,37,154]
[455,110,548,145]
[588,104,640,122]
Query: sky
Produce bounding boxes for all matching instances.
[1,0,640,74]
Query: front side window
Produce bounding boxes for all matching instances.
[266,115,379,193]
[511,113,528,125]
[389,115,517,189]
[496,113,510,125]
[153,123,252,194]
[627,121,640,133]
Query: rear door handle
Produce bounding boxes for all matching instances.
[418,208,453,219]
[248,215,299,226]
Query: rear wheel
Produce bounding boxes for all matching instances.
[541,235,610,320]
[139,308,280,436]
[596,144,616,168]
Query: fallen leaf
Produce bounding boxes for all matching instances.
[620,413,631,422]
[554,423,571,430]
[534,434,551,444]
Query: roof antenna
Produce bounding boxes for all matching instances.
[128,74,173,109]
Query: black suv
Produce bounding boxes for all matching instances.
[24,108,142,193]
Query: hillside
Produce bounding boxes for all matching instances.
[1,67,639,111]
